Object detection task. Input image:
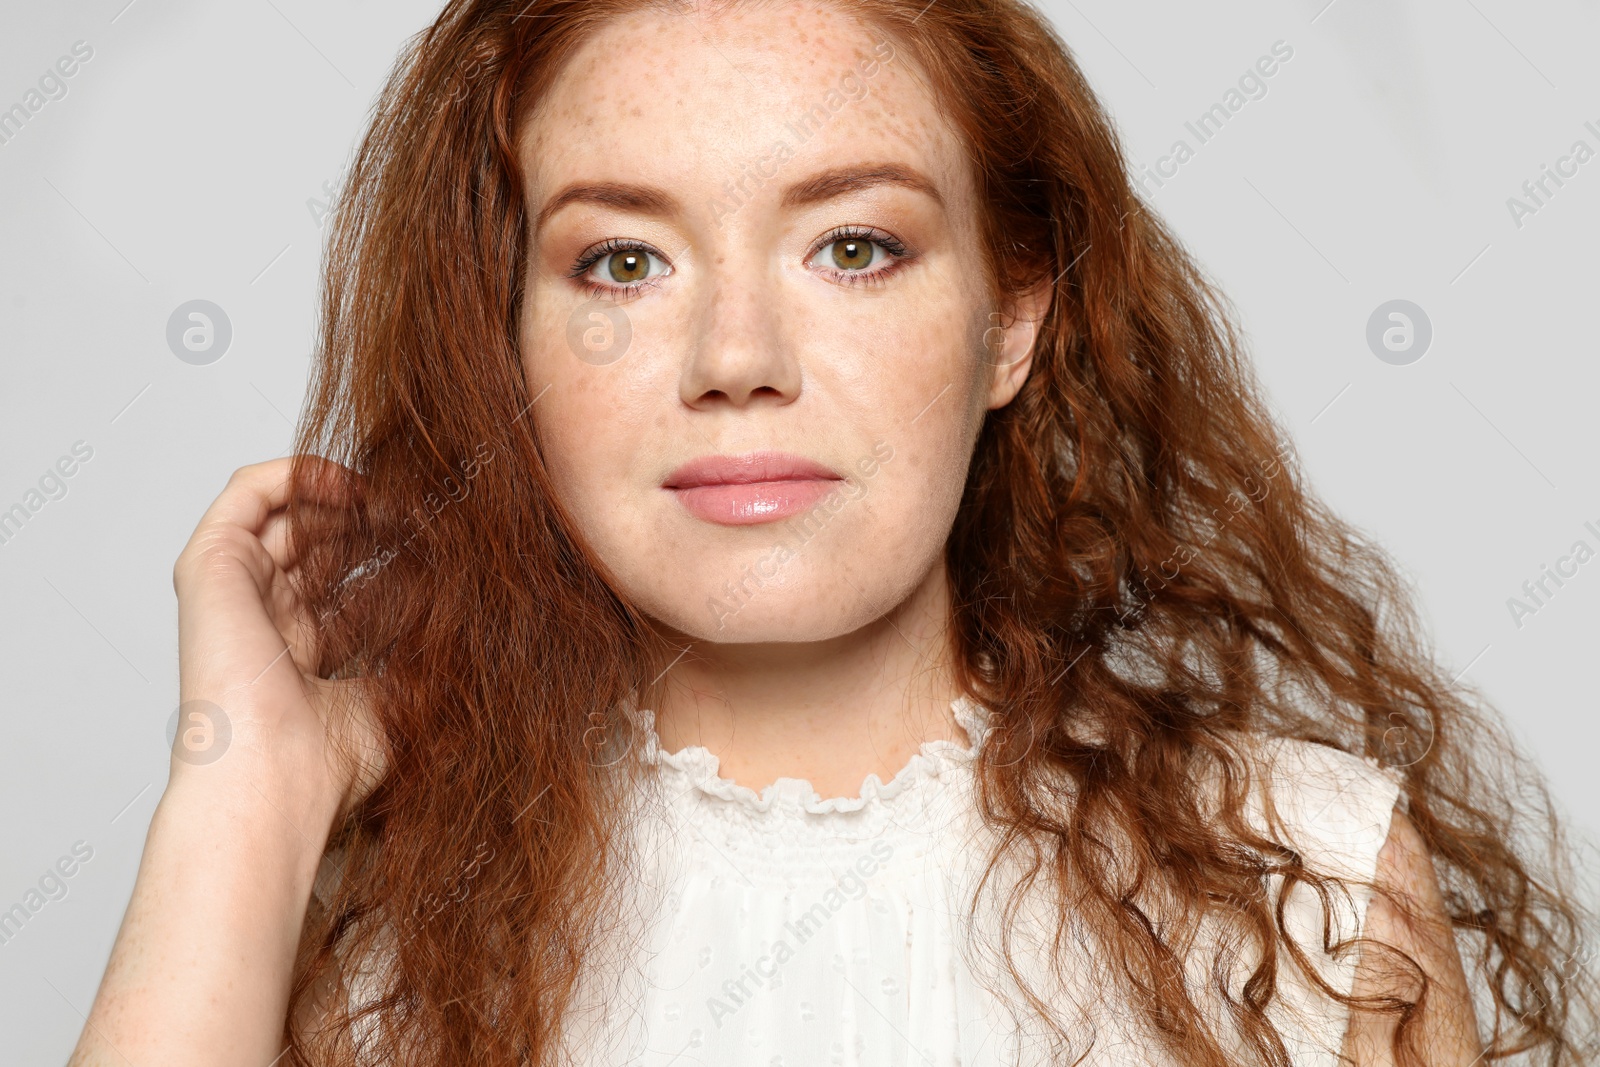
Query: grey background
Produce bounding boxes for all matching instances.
[2,0,1596,1061]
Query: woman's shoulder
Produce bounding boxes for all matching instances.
[1197,727,1409,882]
[1183,729,1414,1052]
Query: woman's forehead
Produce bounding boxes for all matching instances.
[517,5,969,209]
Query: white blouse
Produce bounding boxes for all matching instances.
[327,695,1408,1067]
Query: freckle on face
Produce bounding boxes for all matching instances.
[515,2,1008,645]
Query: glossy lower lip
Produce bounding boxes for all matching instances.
[668,479,840,525]
[662,451,843,526]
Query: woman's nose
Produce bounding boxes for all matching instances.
[677,259,802,410]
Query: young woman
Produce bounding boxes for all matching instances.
[70,1,1596,1065]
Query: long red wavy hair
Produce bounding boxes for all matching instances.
[284,1,1600,1064]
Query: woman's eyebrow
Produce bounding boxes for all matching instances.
[534,181,680,234]
[533,162,944,234]
[782,162,944,211]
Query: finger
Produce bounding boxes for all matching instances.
[266,567,324,676]
[190,456,362,543]
[258,510,295,573]
[258,501,350,575]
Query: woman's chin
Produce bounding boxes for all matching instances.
[640,588,888,647]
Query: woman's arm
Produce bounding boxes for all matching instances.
[68,458,378,1067]
[67,767,340,1065]
[1341,808,1483,1066]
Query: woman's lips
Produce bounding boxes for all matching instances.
[663,451,844,526]
[670,480,840,525]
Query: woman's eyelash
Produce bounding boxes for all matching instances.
[811,226,914,287]
[567,239,667,300]
[565,226,915,298]
[814,225,910,258]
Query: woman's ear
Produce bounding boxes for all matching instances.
[984,278,1053,411]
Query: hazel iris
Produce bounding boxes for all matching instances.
[830,239,872,270]
[607,251,648,283]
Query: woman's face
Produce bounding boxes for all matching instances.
[517,1,1040,644]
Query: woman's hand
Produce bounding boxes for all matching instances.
[68,456,383,1067]
[170,455,385,819]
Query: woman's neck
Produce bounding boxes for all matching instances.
[647,564,969,798]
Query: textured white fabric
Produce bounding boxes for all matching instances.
[562,696,1408,1067]
[320,696,1407,1066]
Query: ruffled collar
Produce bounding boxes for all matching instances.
[635,694,992,820]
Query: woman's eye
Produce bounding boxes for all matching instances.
[813,236,888,273]
[573,244,670,290]
[598,249,654,284]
